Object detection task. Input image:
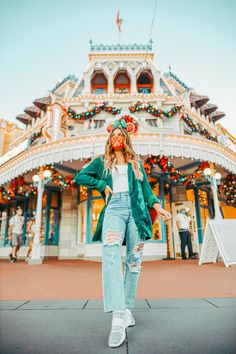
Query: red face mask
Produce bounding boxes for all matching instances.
[110,135,125,150]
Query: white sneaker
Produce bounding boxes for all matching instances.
[108,310,127,348]
[25,256,30,263]
[125,308,135,327]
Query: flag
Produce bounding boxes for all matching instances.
[116,10,123,33]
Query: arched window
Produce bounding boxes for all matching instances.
[137,70,153,94]
[91,72,108,94]
[114,71,130,94]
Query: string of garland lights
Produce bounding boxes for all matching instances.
[1,159,235,207]
[44,164,75,189]
[218,174,236,207]
[67,101,120,120]
[144,155,236,207]
[0,177,37,201]
[0,165,75,202]
[143,155,209,186]
[28,128,43,146]
[65,101,218,141]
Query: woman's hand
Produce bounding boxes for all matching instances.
[105,185,114,205]
[153,203,172,221]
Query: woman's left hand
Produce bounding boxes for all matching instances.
[153,203,172,221]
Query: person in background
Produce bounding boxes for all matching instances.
[176,207,195,260]
[25,211,36,262]
[8,206,25,263]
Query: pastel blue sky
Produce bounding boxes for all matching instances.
[0,0,235,135]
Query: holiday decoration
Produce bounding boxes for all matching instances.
[65,101,218,142]
[144,155,201,186]
[143,155,236,207]
[43,164,75,189]
[0,176,37,201]
[67,101,120,120]
[107,115,138,134]
[0,165,75,201]
[180,111,218,141]
[28,128,43,146]
[218,174,236,207]
[128,101,182,119]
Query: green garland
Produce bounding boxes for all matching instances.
[0,165,75,202]
[144,156,209,186]
[67,102,120,120]
[144,155,236,207]
[66,101,218,141]
[28,128,43,146]
[218,174,236,207]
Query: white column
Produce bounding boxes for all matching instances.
[211,176,223,219]
[51,105,63,141]
[153,70,162,93]
[83,72,91,93]
[108,77,114,93]
[28,177,44,265]
[131,72,137,93]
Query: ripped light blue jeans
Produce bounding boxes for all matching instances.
[101,191,145,313]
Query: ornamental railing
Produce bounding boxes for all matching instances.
[89,41,153,52]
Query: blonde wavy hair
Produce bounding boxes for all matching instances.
[102,127,144,181]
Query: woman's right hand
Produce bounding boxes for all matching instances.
[104,185,114,205]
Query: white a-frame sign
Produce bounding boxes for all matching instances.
[199,219,236,268]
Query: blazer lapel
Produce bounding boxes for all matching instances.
[128,162,134,194]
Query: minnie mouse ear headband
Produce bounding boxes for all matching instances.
[106,115,138,134]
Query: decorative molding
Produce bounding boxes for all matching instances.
[1,133,236,185]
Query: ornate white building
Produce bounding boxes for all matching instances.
[0,41,236,262]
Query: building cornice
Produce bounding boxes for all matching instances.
[1,133,236,184]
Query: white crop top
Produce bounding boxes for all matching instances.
[112,164,129,193]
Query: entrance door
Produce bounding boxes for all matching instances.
[0,207,7,247]
[171,201,199,258]
[42,189,61,245]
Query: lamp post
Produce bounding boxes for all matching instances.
[203,167,222,220]
[28,167,52,265]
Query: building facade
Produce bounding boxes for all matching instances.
[0,41,236,261]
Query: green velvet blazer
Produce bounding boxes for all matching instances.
[74,156,161,246]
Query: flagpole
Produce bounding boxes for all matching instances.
[116,10,123,45]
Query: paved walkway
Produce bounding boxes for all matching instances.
[1,258,236,300]
[1,298,236,354]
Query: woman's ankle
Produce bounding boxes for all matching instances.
[113,309,126,315]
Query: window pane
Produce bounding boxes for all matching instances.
[186,189,195,202]
[198,190,208,206]
[92,190,101,197]
[92,198,105,234]
[200,207,209,234]
[79,185,88,202]
[51,191,59,208]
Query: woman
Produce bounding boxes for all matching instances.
[75,117,171,348]
[25,211,36,262]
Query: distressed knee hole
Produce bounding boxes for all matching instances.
[127,242,144,273]
[104,230,122,245]
[128,261,142,273]
[134,242,144,253]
